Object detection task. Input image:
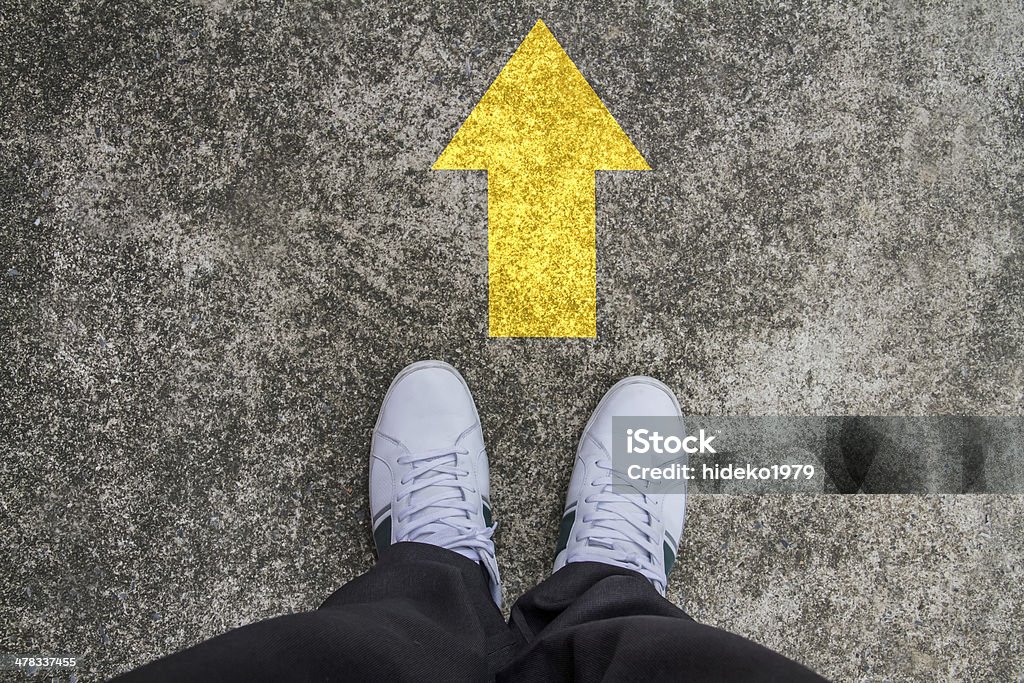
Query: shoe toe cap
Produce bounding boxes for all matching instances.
[598,377,681,419]
[375,361,481,453]
[580,376,682,457]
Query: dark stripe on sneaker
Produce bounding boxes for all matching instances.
[482,501,493,527]
[663,540,676,575]
[372,503,391,524]
[373,515,392,553]
[554,510,576,557]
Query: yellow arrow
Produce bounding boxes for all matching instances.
[433,19,649,338]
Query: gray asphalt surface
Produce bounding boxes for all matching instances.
[2,1,1023,680]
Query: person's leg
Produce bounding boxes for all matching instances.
[504,561,824,681]
[112,360,515,682]
[112,542,511,683]
[499,376,826,682]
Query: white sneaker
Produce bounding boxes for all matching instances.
[553,376,686,595]
[370,360,501,606]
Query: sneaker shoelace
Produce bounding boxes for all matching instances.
[394,447,496,561]
[576,457,666,592]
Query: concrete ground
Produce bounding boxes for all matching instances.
[3,1,1023,680]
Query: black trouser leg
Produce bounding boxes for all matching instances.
[501,561,828,682]
[111,542,516,683]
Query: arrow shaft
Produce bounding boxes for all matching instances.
[487,169,596,337]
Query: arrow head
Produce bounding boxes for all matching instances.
[434,20,650,172]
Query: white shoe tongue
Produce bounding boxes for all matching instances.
[407,452,472,525]
[590,496,653,559]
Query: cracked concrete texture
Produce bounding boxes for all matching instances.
[2,0,1022,680]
